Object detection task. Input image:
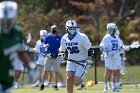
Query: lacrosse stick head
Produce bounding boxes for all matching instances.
[84,60,94,69]
[120,66,128,75]
[130,41,140,49]
[26,33,32,44]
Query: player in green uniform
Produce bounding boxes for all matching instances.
[0,1,39,93]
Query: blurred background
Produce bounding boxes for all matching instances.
[2,0,139,65]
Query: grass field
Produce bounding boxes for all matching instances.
[12,84,140,93]
[12,66,140,93]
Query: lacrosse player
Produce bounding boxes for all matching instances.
[25,30,50,87]
[13,58,24,88]
[0,1,39,93]
[59,20,91,93]
[100,23,123,92]
[40,25,62,90]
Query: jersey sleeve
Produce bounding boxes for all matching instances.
[100,36,109,52]
[81,33,91,50]
[59,36,66,52]
[34,41,40,53]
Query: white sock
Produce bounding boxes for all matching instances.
[104,83,107,88]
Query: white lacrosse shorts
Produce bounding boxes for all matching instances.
[36,56,45,66]
[104,57,121,70]
[13,58,24,71]
[66,61,86,78]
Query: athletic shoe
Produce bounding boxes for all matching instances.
[113,87,120,92]
[53,85,58,90]
[77,84,86,90]
[44,81,51,87]
[14,82,20,89]
[32,81,40,87]
[104,86,108,92]
[57,81,66,87]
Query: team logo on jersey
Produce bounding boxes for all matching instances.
[66,42,79,54]
[66,42,78,46]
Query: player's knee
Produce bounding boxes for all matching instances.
[67,75,73,81]
[74,79,82,86]
[113,72,117,78]
[74,76,82,86]
[74,81,81,86]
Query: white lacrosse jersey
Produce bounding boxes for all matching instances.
[60,32,91,61]
[100,34,123,58]
[119,38,125,54]
[35,40,47,57]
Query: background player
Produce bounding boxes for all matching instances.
[100,23,123,92]
[25,30,49,87]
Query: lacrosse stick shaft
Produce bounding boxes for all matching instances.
[125,67,138,87]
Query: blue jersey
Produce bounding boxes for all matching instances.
[44,33,61,55]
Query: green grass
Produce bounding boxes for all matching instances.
[60,65,140,83]
[12,66,140,93]
[12,84,140,93]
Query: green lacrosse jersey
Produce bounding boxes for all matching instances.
[0,25,25,91]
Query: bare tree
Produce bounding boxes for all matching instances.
[104,0,111,22]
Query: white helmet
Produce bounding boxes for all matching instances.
[65,20,77,36]
[107,23,118,35]
[0,1,18,34]
[40,30,47,40]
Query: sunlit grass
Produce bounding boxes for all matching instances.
[12,66,140,93]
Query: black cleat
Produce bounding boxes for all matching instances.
[53,85,58,91]
[40,84,45,90]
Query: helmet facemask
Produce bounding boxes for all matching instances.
[65,20,77,36]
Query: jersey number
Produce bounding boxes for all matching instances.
[112,43,118,51]
[67,46,79,54]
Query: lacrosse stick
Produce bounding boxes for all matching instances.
[120,56,138,87]
[22,33,32,87]
[121,65,138,87]
[123,41,140,51]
